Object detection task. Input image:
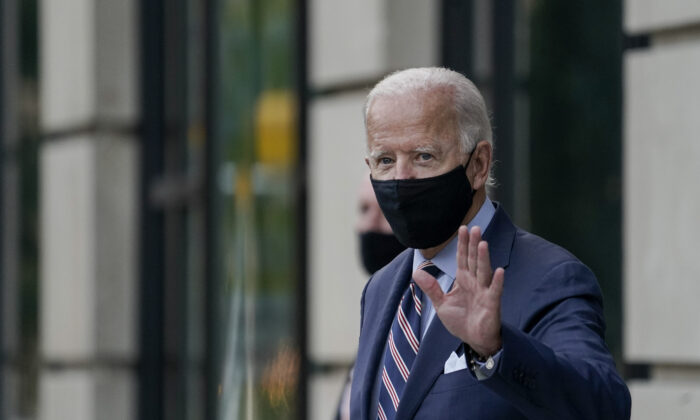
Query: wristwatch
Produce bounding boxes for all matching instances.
[467,345,498,372]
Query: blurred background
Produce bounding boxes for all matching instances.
[1,0,699,419]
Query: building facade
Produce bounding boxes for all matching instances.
[1,0,698,419]
[624,0,700,418]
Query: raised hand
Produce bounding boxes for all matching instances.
[413,225,504,357]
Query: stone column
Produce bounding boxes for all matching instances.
[38,1,139,419]
[624,0,700,418]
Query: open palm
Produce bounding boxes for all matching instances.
[413,225,504,357]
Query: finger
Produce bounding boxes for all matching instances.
[413,269,446,309]
[467,226,481,277]
[456,225,469,270]
[490,267,505,298]
[476,240,492,287]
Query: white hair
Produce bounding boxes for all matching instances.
[364,67,496,188]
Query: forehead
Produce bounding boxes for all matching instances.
[366,88,457,143]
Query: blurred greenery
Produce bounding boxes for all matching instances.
[217,0,299,418]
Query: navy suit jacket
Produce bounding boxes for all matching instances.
[349,205,631,419]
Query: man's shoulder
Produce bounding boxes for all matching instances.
[512,227,582,266]
[508,226,600,294]
[487,205,588,274]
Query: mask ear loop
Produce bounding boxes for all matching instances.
[463,147,477,170]
[463,146,479,196]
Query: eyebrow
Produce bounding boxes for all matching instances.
[367,144,441,160]
[414,145,440,155]
[368,149,386,160]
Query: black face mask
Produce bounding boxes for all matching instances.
[371,155,476,249]
[359,232,406,274]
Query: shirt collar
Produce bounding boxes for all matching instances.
[412,197,496,279]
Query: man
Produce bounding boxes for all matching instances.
[337,174,407,420]
[349,68,630,419]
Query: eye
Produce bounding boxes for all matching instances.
[418,153,433,161]
[379,157,393,166]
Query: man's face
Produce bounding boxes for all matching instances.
[365,89,464,181]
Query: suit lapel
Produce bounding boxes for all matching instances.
[482,204,515,271]
[395,316,461,419]
[357,251,414,420]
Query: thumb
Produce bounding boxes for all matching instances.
[413,269,445,309]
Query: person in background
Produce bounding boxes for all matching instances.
[336,174,406,420]
[356,174,406,275]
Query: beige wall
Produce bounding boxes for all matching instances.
[624,1,700,418]
[39,0,139,419]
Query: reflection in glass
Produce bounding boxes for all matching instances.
[215,1,299,418]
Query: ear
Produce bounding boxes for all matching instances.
[468,141,492,190]
[365,157,370,168]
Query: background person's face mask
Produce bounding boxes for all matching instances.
[371,153,476,249]
[359,231,406,274]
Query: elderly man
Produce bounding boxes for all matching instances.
[349,68,630,420]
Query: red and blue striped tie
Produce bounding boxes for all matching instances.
[377,260,441,420]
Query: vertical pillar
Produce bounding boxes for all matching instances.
[38,0,139,419]
[1,0,20,417]
[0,0,20,418]
[441,0,474,77]
[138,0,164,418]
[491,0,515,212]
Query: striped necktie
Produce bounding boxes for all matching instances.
[377,260,441,420]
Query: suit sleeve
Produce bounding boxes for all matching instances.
[480,260,631,420]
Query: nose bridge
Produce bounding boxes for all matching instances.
[394,154,415,179]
